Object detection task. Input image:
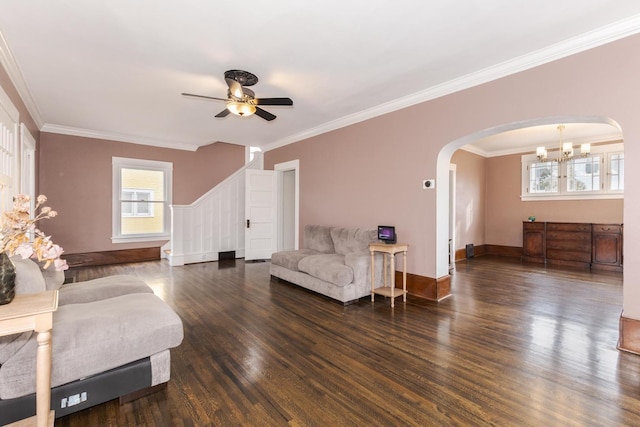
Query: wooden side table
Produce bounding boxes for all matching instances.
[369,243,408,307]
[0,290,58,427]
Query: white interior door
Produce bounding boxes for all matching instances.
[245,169,278,260]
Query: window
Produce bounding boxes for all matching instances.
[528,161,558,194]
[112,157,172,243]
[521,143,623,200]
[609,152,624,191]
[121,189,154,217]
[567,155,601,193]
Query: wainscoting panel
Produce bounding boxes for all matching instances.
[455,244,522,262]
[65,248,160,268]
[168,156,260,266]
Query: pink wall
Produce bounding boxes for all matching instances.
[265,34,640,318]
[450,150,486,251]
[38,133,244,254]
[485,153,623,247]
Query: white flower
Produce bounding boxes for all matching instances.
[14,243,34,259]
[1,194,67,271]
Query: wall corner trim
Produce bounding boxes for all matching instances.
[618,312,640,356]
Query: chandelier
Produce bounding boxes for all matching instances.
[536,125,591,162]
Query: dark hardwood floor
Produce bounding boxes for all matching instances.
[54,256,640,426]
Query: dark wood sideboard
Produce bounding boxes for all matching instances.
[523,221,623,272]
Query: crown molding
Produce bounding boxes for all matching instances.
[40,124,201,151]
[0,30,44,128]
[265,14,640,153]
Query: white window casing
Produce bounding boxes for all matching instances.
[521,143,623,201]
[112,157,172,243]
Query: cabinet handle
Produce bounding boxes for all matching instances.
[246,219,250,229]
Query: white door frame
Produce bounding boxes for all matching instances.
[274,159,300,251]
[449,163,456,269]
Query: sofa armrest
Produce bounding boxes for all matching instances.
[345,251,383,287]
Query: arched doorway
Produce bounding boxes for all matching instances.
[435,115,623,278]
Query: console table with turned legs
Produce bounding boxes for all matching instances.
[0,290,58,427]
[369,243,408,307]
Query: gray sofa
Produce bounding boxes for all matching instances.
[270,225,384,304]
[0,257,184,424]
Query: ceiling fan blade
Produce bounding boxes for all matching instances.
[215,109,231,118]
[182,92,228,102]
[254,107,276,121]
[225,78,245,99]
[254,97,293,106]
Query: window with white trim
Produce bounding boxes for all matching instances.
[521,143,623,200]
[112,157,172,243]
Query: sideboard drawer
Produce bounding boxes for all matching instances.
[546,239,591,252]
[592,224,622,234]
[546,223,592,233]
[546,231,591,242]
[546,249,592,263]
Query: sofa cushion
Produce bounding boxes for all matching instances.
[0,292,183,399]
[298,254,354,287]
[0,332,32,365]
[40,264,65,291]
[330,227,377,255]
[12,257,46,295]
[271,249,320,272]
[58,275,153,306]
[303,225,335,254]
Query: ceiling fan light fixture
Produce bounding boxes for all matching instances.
[227,101,256,117]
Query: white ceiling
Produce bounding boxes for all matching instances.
[0,1,638,153]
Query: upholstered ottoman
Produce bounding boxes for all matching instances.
[0,258,183,424]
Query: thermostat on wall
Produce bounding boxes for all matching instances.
[423,179,435,189]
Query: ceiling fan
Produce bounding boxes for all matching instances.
[181,69,293,121]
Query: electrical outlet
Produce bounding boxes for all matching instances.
[423,179,435,189]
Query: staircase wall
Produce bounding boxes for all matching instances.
[168,155,262,266]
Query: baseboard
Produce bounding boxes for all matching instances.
[455,244,522,261]
[485,244,523,258]
[395,271,451,302]
[618,313,640,355]
[64,248,161,268]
